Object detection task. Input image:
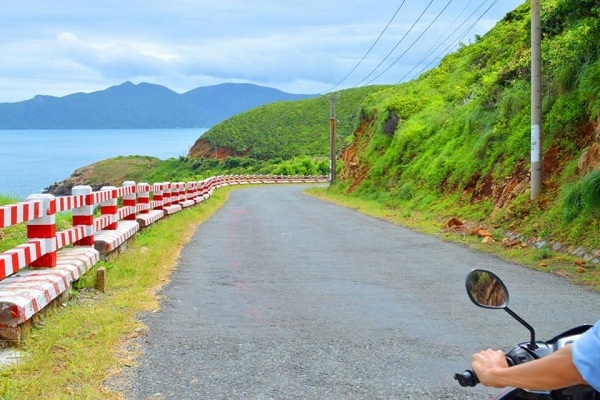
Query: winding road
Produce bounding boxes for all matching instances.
[122,185,599,399]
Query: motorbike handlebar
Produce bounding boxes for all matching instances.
[454,355,513,387]
[454,370,480,387]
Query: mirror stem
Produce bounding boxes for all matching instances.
[504,307,538,349]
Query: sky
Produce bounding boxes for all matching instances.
[0,0,525,103]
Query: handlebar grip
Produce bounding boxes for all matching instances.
[454,370,480,387]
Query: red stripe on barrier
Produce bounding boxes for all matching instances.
[11,205,19,226]
[73,215,94,225]
[101,205,117,214]
[27,224,56,239]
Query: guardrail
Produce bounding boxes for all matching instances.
[0,174,328,342]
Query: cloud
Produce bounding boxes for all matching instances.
[0,0,526,102]
[55,32,175,79]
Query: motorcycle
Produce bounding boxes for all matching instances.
[454,269,599,400]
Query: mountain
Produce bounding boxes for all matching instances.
[0,82,316,129]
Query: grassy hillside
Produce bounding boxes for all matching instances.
[335,0,600,249]
[188,85,389,160]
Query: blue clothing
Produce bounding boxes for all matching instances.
[572,321,600,392]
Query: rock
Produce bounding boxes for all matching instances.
[577,266,586,273]
[572,246,586,258]
[446,217,463,228]
[481,236,495,244]
[502,238,521,247]
[470,226,483,236]
[477,229,492,238]
[552,242,564,252]
[574,259,586,267]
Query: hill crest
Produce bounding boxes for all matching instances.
[0,82,316,129]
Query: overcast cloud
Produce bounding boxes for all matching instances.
[0,0,525,103]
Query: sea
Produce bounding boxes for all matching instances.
[0,128,207,200]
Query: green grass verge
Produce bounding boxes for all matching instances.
[0,187,232,400]
[305,186,600,292]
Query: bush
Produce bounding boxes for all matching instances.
[561,169,600,222]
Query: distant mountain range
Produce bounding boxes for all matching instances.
[0,82,316,129]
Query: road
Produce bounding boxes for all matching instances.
[122,185,600,399]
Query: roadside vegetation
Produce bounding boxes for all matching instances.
[0,188,232,399]
[331,0,600,253]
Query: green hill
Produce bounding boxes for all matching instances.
[188,0,600,251]
[188,85,389,160]
[335,0,600,248]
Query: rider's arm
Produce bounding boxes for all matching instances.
[572,321,600,391]
[472,345,587,391]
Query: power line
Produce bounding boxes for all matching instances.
[396,0,478,83]
[404,0,499,81]
[325,0,506,92]
[351,0,437,88]
[324,0,407,94]
[364,0,454,86]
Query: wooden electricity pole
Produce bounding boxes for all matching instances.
[329,95,337,185]
[531,0,542,199]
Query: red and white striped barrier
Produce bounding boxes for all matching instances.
[0,174,329,335]
[0,247,99,326]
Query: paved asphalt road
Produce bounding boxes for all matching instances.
[123,185,599,400]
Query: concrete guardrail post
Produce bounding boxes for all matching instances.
[123,181,137,221]
[72,185,95,246]
[163,182,172,208]
[100,186,118,230]
[26,193,57,267]
[153,183,164,211]
[138,182,150,214]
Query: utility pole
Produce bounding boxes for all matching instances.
[531,0,542,199]
[329,95,337,185]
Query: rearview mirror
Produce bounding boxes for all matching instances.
[465,269,509,309]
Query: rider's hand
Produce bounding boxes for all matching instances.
[472,349,509,388]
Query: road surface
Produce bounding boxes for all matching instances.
[121,185,599,399]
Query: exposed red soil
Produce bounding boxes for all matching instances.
[187,138,248,160]
[339,115,600,215]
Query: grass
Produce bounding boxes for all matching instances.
[0,197,73,253]
[305,186,600,292]
[0,187,232,400]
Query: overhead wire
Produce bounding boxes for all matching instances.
[405,0,500,81]
[395,0,478,83]
[350,0,437,89]
[362,0,454,86]
[323,0,407,94]
[325,0,508,92]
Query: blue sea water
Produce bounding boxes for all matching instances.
[0,128,206,199]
